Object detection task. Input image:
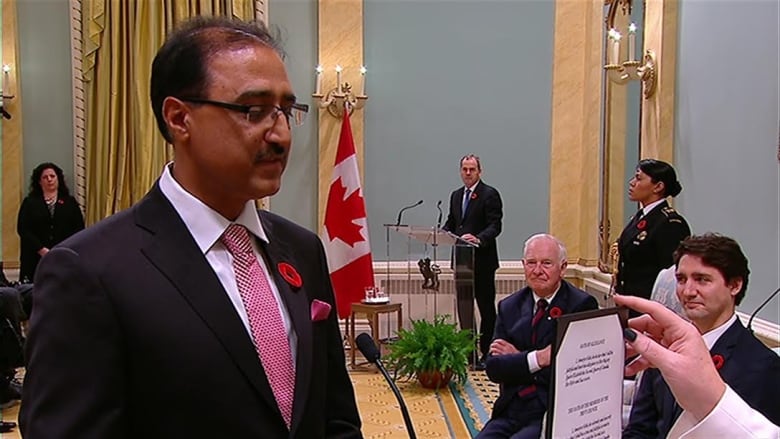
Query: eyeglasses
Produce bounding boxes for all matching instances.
[523,259,557,269]
[180,98,309,127]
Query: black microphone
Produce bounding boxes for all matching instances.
[395,200,423,226]
[356,333,417,439]
[436,200,443,229]
[748,287,780,334]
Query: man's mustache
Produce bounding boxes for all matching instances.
[254,143,285,163]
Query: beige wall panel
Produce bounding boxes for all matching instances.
[2,0,22,267]
[317,0,364,231]
[549,0,603,265]
[641,0,677,163]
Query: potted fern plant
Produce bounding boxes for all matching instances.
[385,315,476,389]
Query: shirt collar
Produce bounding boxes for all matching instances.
[701,313,737,350]
[158,162,269,254]
[641,198,666,216]
[533,282,562,306]
[464,180,480,193]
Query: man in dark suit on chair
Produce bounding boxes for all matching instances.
[443,154,503,370]
[479,234,598,439]
[20,17,362,438]
[623,233,780,438]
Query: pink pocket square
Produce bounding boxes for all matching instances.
[310,299,332,322]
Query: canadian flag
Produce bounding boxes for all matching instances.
[322,111,375,319]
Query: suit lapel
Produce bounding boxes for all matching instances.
[710,319,742,383]
[135,186,280,415]
[259,213,313,433]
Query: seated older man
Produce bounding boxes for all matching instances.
[478,234,599,439]
[623,233,780,438]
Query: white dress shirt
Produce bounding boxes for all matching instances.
[158,163,297,361]
[528,286,560,373]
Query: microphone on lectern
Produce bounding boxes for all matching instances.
[436,200,443,229]
[395,200,423,226]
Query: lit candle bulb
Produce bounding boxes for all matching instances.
[315,65,323,95]
[611,29,621,65]
[335,65,343,95]
[628,23,637,61]
[359,66,367,96]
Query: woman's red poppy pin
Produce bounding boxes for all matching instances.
[636,219,647,230]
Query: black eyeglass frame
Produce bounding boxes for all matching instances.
[179,97,309,126]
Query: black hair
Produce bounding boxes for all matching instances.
[460,154,482,171]
[29,162,71,198]
[637,159,682,197]
[674,233,750,305]
[150,16,284,143]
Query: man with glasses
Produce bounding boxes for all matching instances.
[21,17,361,439]
[479,234,598,439]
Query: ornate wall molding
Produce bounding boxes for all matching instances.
[70,0,86,211]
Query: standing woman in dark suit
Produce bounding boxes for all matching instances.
[17,163,85,283]
[616,159,690,304]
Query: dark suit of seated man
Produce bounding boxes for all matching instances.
[623,234,780,438]
[478,234,599,439]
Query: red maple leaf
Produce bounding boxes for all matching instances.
[324,178,367,247]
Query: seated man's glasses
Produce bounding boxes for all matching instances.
[179,97,309,127]
[523,259,556,269]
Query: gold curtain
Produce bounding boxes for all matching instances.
[82,0,255,224]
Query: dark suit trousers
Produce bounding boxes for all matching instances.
[477,396,544,439]
[454,247,497,357]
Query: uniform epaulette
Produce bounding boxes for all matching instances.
[661,206,680,217]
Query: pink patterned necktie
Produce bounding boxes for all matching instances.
[221,224,295,428]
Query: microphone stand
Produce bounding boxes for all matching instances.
[375,358,417,439]
[748,287,780,334]
[356,334,417,439]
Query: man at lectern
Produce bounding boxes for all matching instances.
[479,234,598,439]
[443,154,503,370]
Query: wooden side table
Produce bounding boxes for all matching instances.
[347,302,402,368]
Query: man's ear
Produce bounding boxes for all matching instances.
[727,278,743,298]
[162,97,190,142]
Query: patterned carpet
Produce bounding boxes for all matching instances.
[1,369,498,439]
[352,368,498,438]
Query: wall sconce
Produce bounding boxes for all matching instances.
[604,0,657,99]
[0,64,14,120]
[312,65,368,118]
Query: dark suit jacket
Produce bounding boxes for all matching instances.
[624,319,780,438]
[485,281,599,418]
[16,193,85,282]
[442,180,503,272]
[616,200,690,299]
[20,185,362,439]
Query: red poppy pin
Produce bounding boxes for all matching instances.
[470,192,478,200]
[57,199,65,205]
[549,306,563,318]
[636,219,647,230]
[278,262,302,289]
[711,354,724,370]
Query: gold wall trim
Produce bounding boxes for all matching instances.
[71,0,86,210]
[548,0,603,266]
[316,0,364,230]
[641,0,677,163]
[2,0,22,267]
